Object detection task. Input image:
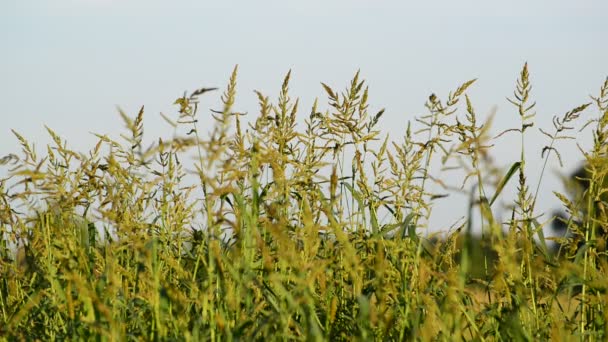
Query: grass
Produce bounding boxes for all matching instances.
[0,64,607,341]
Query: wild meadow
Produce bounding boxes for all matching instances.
[0,64,607,341]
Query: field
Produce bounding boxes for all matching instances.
[1,64,607,341]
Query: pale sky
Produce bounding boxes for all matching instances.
[1,0,607,232]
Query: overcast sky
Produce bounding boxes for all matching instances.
[1,0,607,232]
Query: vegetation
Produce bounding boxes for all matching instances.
[1,64,607,341]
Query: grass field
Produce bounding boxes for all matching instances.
[1,64,607,341]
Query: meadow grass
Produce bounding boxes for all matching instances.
[1,64,607,341]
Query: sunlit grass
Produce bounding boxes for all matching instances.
[1,65,607,340]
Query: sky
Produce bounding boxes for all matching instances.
[1,0,607,233]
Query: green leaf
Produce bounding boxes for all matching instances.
[532,218,554,264]
[369,206,379,235]
[490,162,521,206]
[397,213,417,241]
[342,182,364,211]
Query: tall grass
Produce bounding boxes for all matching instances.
[1,64,607,341]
